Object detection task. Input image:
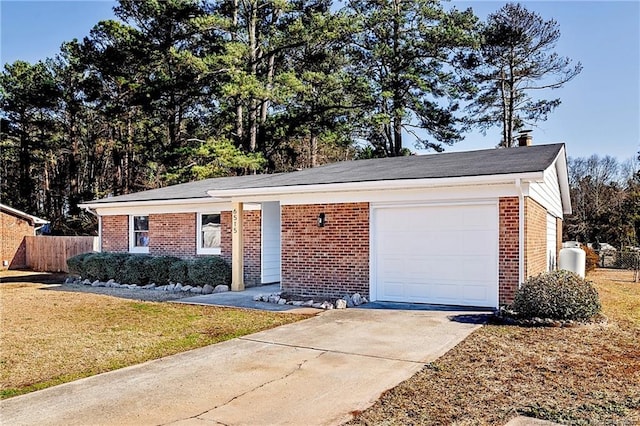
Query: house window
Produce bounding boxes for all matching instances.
[130,215,149,253]
[197,213,221,255]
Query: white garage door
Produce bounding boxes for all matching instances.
[372,203,499,308]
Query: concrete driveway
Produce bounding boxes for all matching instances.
[0,308,486,426]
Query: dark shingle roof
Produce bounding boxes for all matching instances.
[86,144,564,204]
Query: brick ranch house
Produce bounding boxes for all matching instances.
[1,203,49,270]
[79,143,570,308]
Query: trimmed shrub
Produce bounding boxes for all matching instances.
[120,255,152,285]
[66,252,94,277]
[169,259,193,285]
[83,252,113,281]
[512,270,601,321]
[103,253,130,283]
[188,256,231,287]
[147,256,181,285]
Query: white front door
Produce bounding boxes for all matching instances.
[372,203,499,308]
[261,202,281,284]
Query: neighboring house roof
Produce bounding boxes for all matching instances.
[82,143,568,206]
[0,203,49,226]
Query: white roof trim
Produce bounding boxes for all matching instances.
[206,172,545,199]
[0,203,49,225]
[553,145,572,215]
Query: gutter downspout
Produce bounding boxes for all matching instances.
[516,178,524,287]
[83,207,102,252]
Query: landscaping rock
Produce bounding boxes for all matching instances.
[190,287,202,294]
[213,285,229,293]
[362,297,368,304]
[292,301,304,307]
[320,301,334,310]
[352,293,363,306]
[342,294,354,308]
[202,284,214,294]
[106,279,115,285]
[278,298,287,305]
[302,300,314,307]
[64,277,75,284]
[335,299,347,309]
[127,284,137,290]
[268,294,280,303]
[91,280,101,287]
[156,285,166,291]
[181,285,193,292]
[174,283,183,292]
[261,295,270,302]
[253,294,263,301]
[166,284,175,292]
[82,279,91,285]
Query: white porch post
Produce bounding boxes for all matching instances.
[231,201,244,291]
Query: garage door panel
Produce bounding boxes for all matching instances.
[373,204,498,308]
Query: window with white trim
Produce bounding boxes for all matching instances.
[130,215,149,253]
[197,213,221,255]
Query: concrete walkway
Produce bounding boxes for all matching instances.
[0,308,486,426]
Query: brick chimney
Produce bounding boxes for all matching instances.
[517,130,533,147]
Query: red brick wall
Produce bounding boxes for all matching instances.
[101,215,129,252]
[498,197,519,305]
[149,213,196,257]
[0,210,33,269]
[220,210,261,287]
[525,197,547,279]
[281,203,369,299]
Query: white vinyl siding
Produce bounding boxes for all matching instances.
[547,213,557,271]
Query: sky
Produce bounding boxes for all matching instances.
[1,0,639,163]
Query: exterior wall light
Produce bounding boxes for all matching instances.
[317,213,326,227]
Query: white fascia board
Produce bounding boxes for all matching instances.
[0,204,49,225]
[207,172,544,200]
[84,199,262,216]
[554,145,572,215]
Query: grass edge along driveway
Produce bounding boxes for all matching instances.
[347,268,640,425]
[0,272,312,399]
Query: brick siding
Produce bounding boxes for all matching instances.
[101,215,129,252]
[149,213,196,257]
[0,210,34,269]
[524,197,548,279]
[281,203,369,299]
[220,210,261,287]
[498,197,519,305]
[100,212,261,285]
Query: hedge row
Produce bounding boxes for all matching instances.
[67,252,231,287]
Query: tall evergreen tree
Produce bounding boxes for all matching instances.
[347,0,478,156]
[466,2,582,147]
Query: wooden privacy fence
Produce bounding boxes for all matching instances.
[25,236,98,272]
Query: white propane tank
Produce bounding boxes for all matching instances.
[559,241,586,278]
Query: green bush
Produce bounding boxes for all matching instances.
[512,270,601,321]
[169,259,193,285]
[66,252,95,277]
[83,252,113,281]
[147,256,181,285]
[103,253,130,283]
[120,255,152,285]
[188,256,231,287]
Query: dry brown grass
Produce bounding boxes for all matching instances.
[0,271,310,399]
[349,269,640,425]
